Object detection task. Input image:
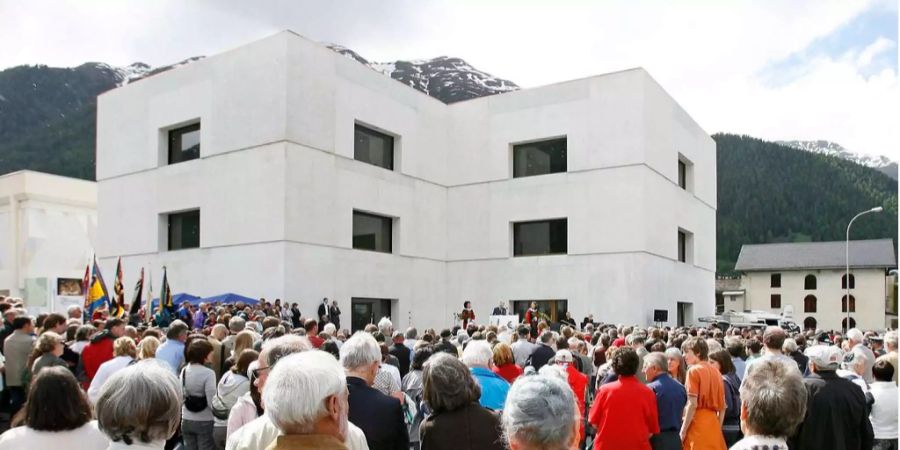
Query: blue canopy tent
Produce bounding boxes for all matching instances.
[200,293,259,305]
[149,293,201,310]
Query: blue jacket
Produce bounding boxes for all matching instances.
[470,367,510,411]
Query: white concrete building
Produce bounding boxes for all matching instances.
[96,31,716,331]
[735,239,897,331]
[0,170,97,313]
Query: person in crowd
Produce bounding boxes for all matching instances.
[527,330,557,372]
[209,324,227,380]
[3,316,35,415]
[554,350,588,439]
[340,332,408,450]
[433,329,457,356]
[329,299,342,330]
[305,319,324,348]
[708,349,742,446]
[510,326,536,367]
[724,336,746,383]
[388,331,411,379]
[403,327,418,354]
[0,308,20,351]
[223,330,255,373]
[71,324,96,354]
[589,347,658,449]
[87,336,137,403]
[878,330,898,385]
[81,318,126,388]
[213,349,255,449]
[318,298,331,325]
[221,317,245,359]
[491,342,523,383]
[679,337,726,450]
[96,360,181,449]
[742,326,796,382]
[30,331,68,377]
[744,338,762,364]
[138,336,160,360]
[642,352,686,450]
[847,328,876,383]
[261,351,351,450]
[502,373,577,450]
[462,340,510,411]
[182,338,217,450]
[419,352,504,450]
[870,359,898,450]
[839,350,874,404]
[156,320,189,374]
[374,343,402,397]
[41,313,80,370]
[790,344,873,450]
[402,346,432,450]
[664,347,686,385]
[289,303,302,329]
[67,305,84,324]
[783,337,808,374]
[0,366,108,450]
[729,358,807,450]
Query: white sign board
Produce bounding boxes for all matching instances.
[489,315,520,329]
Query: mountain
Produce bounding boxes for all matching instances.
[326,44,519,103]
[777,140,898,180]
[716,134,897,274]
[0,47,896,276]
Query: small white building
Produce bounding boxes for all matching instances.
[0,170,97,313]
[96,31,716,331]
[735,239,897,331]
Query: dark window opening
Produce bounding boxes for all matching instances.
[771,273,781,288]
[770,294,781,309]
[168,123,200,164]
[842,295,856,313]
[804,295,817,313]
[841,274,856,289]
[354,124,394,170]
[353,211,392,253]
[513,138,567,178]
[678,231,687,263]
[168,210,200,250]
[804,274,817,290]
[678,160,687,189]
[513,219,567,256]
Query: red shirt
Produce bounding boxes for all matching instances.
[492,363,523,383]
[308,335,325,349]
[588,375,659,450]
[564,364,589,442]
[80,334,114,389]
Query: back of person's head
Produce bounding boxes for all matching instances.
[262,316,280,330]
[97,360,181,445]
[113,336,137,358]
[262,335,312,368]
[611,347,640,376]
[228,316,246,333]
[377,317,393,334]
[422,352,481,413]
[166,320,189,340]
[493,342,515,367]
[739,358,806,438]
[644,352,667,373]
[461,340,493,368]
[18,366,92,431]
[873,359,894,382]
[42,313,66,332]
[539,330,554,344]
[846,328,864,343]
[262,351,347,435]
[439,328,452,339]
[763,326,787,351]
[782,338,798,354]
[517,326,530,337]
[138,336,160,359]
[406,327,418,339]
[185,338,213,364]
[34,331,62,355]
[12,316,32,330]
[885,331,898,350]
[708,349,736,375]
[234,349,259,376]
[75,324,95,342]
[411,346,434,371]
[210,323,228,340]
[725,336,744,358]
[746,338,763,355]
[340,332,380,370]
[502,374,577,450]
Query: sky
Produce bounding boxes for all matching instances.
[1,0,898,160]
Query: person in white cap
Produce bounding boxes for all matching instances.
[790,345,874,450]
[554,349,588,443]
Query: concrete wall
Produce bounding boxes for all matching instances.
[97,31,716,330]
[741,269,888,330]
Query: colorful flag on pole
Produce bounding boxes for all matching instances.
[155,266,174,327]
[86,257,111,319]
[111,257,126,318]
[145,268,153,326]
[128,267,144,324]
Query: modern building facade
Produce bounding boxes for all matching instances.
[735,239,897,331]
[0,170,97,313]
[96,31,716,331]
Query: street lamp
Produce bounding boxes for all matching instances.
[845,206,883,331]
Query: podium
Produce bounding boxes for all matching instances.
[489,315,520,329]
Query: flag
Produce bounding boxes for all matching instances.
[111,257,126,318]
[128,267,144,324]
[145,268,153,326]
[86,258,111,318]
[81,263,90,311]
[156,267,174,326]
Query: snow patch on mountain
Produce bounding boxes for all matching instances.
[777,140,897,180]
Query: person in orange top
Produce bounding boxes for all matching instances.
[679,336,727,450]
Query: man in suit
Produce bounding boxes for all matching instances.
[329,299,342,329]
[341,332,409,450]
[491,302,508,316]
[318,297,331,325]
[526,330,558,371]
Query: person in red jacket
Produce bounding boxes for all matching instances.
[79,318,125,389]
[588,347,659,450]
[555,350,588,442]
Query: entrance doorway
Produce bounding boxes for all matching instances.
[511,300,568,324]
[351,298,392,332]
[803,316,817,330]
[677,302,693,327]
[841,317,856,332]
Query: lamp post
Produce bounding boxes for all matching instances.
[845,206,883,332]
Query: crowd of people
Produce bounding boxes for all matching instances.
[0,294,896,450]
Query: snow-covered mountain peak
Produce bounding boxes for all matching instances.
[777,139,898,180]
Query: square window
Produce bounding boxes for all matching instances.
[513,138,567,178]
[353,211,393,253]
[167,210,200,251]
[513,219,567,256]
[168,123,200,164]
[354,124,394,170]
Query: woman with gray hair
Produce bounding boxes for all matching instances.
[96,360,182,449]
[502,373,579,450]
[729,358,807,450]
[419,352,504,450]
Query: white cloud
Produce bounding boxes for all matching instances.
[856,37,896,68]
